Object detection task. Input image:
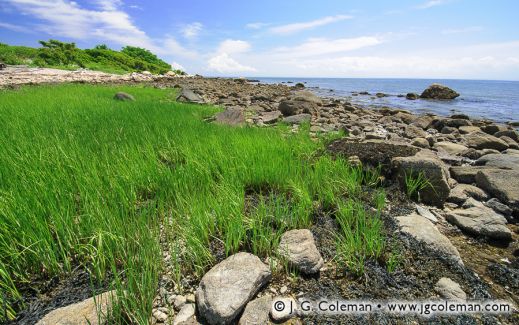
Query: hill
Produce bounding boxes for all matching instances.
[0,40,183,75]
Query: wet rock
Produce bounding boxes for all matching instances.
[196,252,271,324]
[476,169,519,210]
[214,108,245,126]
[434,278,467,301]
[420,84,460,100]
[36,291,116,325]
[238,295,272,325]
[446,206,512,241]
[406,93,419,100]
[173,303,196,325]
[451,114,470,120]
[114,92,135,101]
[278,229,324,274]
[464,131,509,151]
[177,88,205,104]
[494,130,519,142]
[481,124,508,135]
[447,184,488,204]
[282,113,311,125]
[270,297,298,322]
[392,151,451,207]
[328,139,419,168]
[396,213,462,265]
[294,82,305,89]
[433,142,468,156]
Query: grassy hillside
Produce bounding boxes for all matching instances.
[0,84,386,323]
[0,40,182,75]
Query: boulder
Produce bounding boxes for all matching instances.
[392,151,451,207]
[239,295,272,325]
[447,184,488,204]
[420,84,460,100]
[277,229,324,274]
[433,142,468,156]
[173,304,196,325]
[328,139,419,168]
[416,204,438,223]
[411,115,435,129]
[177,88,205,104]
[36,291,116,325]
[214,109,245,126]
[475,153,519,169]
[196,252,271,324]
[113,92,135,101]
[405,125,428,139]
[412,138,430,148]
[406,93,419,100]
[450,114,470,120]
[396,214,462,265]
[278,91,321,116]
[500,136,519,149]
[459,126,481,134]
[282,114,311,125]
[485,198,513,218]
[446,206,512,240]
[434,278,467,301]
[464,131,509,151]
[444,119,472,128]
[481,124,508,135]
[260,111,281,125]
[495,130,519,142]
[476,169,519,210]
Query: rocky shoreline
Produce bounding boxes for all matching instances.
[3,67,519,324]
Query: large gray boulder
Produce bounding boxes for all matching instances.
[238,295,272,325]
[36,291,116,325]
[447,184,488,204]
[177,88,205,104]
[392,151,451,207]
[196,252,271,324]
[464,131,509,151]
[214,108,245,126]
[396,214,462,265]
[433,142,469,156]
[446,206,511,240]
[476,169,519,210]
[282,113,311,125]
[113,92,135,101]
[278,91,321,116]
[277,229,324,274]
[420,84,460,99]
[475,153,519,169]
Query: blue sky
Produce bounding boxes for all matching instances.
[1,0,518,79]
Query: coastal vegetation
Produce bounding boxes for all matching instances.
[0,40,180,75]
[0,84,387,323]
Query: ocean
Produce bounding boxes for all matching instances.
[256,78,519,124]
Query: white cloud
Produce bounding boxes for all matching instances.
[217,39,251,54]
[417,0,449,9]
[272,36,382,58]
[269,15,353,35]
[208,53,256,74]
[0,22,32,33]
[171,61,185,71]
[94,0,122,11]
[181,22,203,40]
[441,26,483,34]
[162,37,199,59]
[246,22,271,29]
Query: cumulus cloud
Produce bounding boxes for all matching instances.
[208,53,256,74]
[217,39,252,54]
[181,22,203,39]
[272,36,382,58]
[269,15,353,35]
[171,61,185,71]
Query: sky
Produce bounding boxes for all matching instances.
[1,0,519,80]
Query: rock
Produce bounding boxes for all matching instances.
[214,108,245,126]
[459,148,481,160]
[405,125,428,139]
[36,291,116,325]
[459,126,481,134]
[0,62,6,70]
[173,303,196,325]
[177,88,205,104]
[153,308,168,322]
[444,119,472,128]
[411,115,435,129]
[376,92,387,98]
[464,131,509,151]
[294,82,305,89]
[481,124,508,135]
[420,84,460,100]
[270,297,298,322]
[416,204,438,223]
[495,130,519,142]
[406,93,419,100]
[476,153,519,169]
[434,278,467,301]
[260,111,281,125]
[282,114,311,125]
[500,136,519,149]
[394,111,418,124]
[174,295,187,310]
[441,126,458,135]
[451,114,470,120]
[196,252,271,324]
[485,198,513,218]
[412,137,430,148]
[238,295,272,325]
[278,229,324,274]
[446,206,511,240]
[396,214,462,265]
[448,184,488,204]
[392,151,451,207]
[114,92,135,101]
[476,169,519,210]
[279,92,321,116]
[433,142,468,156]
[449,166,490,184]
[328,139,420,168]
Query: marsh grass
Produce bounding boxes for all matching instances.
[404,171,433,201]
[0,83,388,323]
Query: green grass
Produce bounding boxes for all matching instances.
[404,171,433,201]
[0,84,388,323]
